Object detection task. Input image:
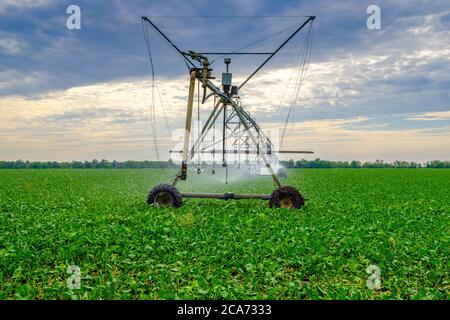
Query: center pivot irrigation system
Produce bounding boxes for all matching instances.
[142,15,315,209]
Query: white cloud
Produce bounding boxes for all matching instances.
[0,69,47,91]
[276,118,450,162]
[408,110,450,121]
[0,0,54,14]
[0,31,27,55]
[0,37,22,54]
[0,71,449,162]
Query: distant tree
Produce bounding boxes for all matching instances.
[351,160,361,168]
[1,159,449,169]
[284,159,295,168]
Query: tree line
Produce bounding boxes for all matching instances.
[280,159,450,168]
[0,159,449,169]
[0,159,177,169]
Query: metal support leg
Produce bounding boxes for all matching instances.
[173,70,197,186]
[223,104,228,184]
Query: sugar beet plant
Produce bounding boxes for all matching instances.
[0,168,448,299]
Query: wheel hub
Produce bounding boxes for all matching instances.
[280,195,294,208]
[154,192,172,207]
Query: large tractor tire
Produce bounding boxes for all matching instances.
[269,185,304,209]
[147,184,183,208]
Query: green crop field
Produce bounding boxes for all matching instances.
[0,169,448,300]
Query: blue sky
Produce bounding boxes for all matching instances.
[0,0,449,161]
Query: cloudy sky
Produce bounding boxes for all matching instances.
[0,0,449,162]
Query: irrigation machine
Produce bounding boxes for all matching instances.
[142,15,316,209]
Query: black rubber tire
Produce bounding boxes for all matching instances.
[269,185,304,209]
[147,184,183,208]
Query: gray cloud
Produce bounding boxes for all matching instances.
[1,1,449,161]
